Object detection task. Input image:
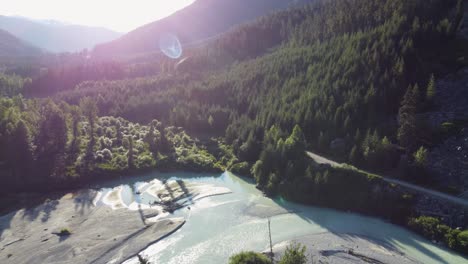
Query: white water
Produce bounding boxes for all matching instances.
[95,171,467,264]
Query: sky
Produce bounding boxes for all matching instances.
[0,0,196,32]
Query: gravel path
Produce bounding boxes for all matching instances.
[306,151,468,208]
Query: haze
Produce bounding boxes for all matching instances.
[0,0,195,32]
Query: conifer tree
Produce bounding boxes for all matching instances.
[127,136,135,170]
[426,74,436,102]
[398,85,419,152]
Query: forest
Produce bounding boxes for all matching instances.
[1,0,467,254]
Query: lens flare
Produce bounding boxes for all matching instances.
[159,33,182,59]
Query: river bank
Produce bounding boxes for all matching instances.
[0,176,230,264]
[270,232,419,264]
[2,172,467,264]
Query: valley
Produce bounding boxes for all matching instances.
[1,0,468,263]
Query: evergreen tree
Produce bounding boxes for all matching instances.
[413,146,428,167]
[35,101,68,178]
[80,97,98,168]
[10,120,33,182]
[159,127,171,154]
[128,136,135,170]
[145,123,157,155]
[426,74,436,102]
[349,145,360,165]
[69,105,81,156]
[80,97,98,147]
[398,85,419,152]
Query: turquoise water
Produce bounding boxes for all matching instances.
[103,171,467,264]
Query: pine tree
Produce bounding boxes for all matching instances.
[413,146,428,167]
[349,145,360,165]
[159,128,171,154]
[80,97,98,169]
[69,106,81,155]
[80,97,98,149]
[426,74,436,102]
[35,101,68,178]
[128,136,135,170]
[10,120,33,182]
[398,85,419,152]
[145,123,157,155]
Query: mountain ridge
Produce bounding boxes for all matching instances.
[0,28,41,57]
[93,0,313,57]
[0,15,122,53]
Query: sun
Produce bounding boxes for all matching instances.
[1,0,196,32]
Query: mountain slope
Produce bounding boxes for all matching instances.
[93,0,312,57]
[0,16,122,53]
[0,28,40,56]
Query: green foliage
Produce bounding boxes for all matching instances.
[278,243,307,264]
[458,231,468,253]
[398,85,420,152]
[282,165,412,222]
[228,251,272,264]
[52,0,459,165]
[1,2,466,256]
[251,125,308,195]
[58,228,71,236]
[0,95,221,189]
[35,100,68,178]
[408,216,444,240]
[0,73,31,97]
[426,74,436,101]
[127,136,135,170]
[408,216,468,253]
[413,146,428,167]
[230,162,251,176]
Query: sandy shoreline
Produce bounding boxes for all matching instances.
[0,179,232,264]
[269,232,420,264]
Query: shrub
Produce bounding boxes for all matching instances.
[408,216,468,253]
[101,148,113,160]
[58,228,71,236]
[229,251,272,264]
[230,162,251,176]
[408,216,441,240]
[136,154,156,169]
[279,243,307,264]
[458,231,468,253]
[137,254,150,264]
[413,146,428,167]
[446,229,461,249]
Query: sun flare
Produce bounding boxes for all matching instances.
[1,0,196,32]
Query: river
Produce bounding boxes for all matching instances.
[92,171,467,264]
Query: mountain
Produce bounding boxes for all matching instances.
[0,16,122,53]
[0,28,40,57]
[93,0,313,57]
